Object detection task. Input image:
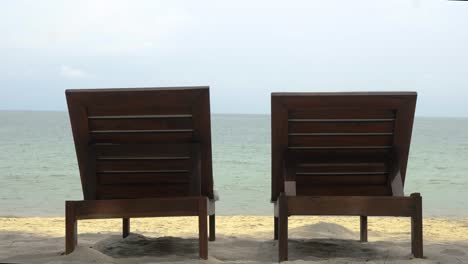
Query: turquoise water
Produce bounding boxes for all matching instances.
[0,111,467,217]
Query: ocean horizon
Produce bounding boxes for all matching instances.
[1,110,467,217]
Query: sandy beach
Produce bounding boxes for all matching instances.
[1,216,467,263]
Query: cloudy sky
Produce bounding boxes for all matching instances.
[1,0,467,116]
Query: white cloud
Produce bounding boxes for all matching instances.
[60,65,87,78]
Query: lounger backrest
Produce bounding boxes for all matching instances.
[66,87,213,200]
[271,92,417,200]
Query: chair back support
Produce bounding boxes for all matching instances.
[66,87,213,200]
[271,92,417,200]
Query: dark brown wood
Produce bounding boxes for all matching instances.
[198,197,208,259]
[289,121,394,134]
[90,131,194,144]
[98,172,190,185]
[89,117,193,131]
[287,196,418,216]
[65,87,215,258]
[360,216,368,242]
[190,144,202,196]
[85,145,97,199]
[411,193,423,258]
[387,151,404,196]
[271,92,417,201]
[274,216,278,240]
[296,174,388,185]
[66,87,214,199]
[96,185,190,199]
[271,96,289,201]
[288,108,396,119]
[65,201,77,254]
[95,143,192,159]
[278,193,288,262]
[70,197,200,219]
[209,215,216,241]
[123,218,130,238]
[288,134,393,148]
[296,185,390,196]
[272,92,422,261]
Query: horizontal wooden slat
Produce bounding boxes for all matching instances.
[296,174,388,185]
[287,195,417,216]
[288,121,394,134]
[98,172,190,185]
[89,118,193,131]
[96,185,190,199]
[296,163,387,173]
[89,114,192,119]
[91,132,193,143]
[288,148,391,158]
[68,196,204,219]
[86,99,194,116]
[96,159,191,172]
[97,157,189,160]
[95,143,192,158]
[296,185,391,196]
[91,129,193,133]
[288,135,393,147]
[289,109,396,120]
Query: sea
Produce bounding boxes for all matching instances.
[0,111,467,217]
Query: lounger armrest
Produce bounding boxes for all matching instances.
[207,190,219,215]
[387,151,404,196]
[190,143,202,196]
[282,154,296,196]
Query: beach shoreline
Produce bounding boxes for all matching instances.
[1,216,468,263]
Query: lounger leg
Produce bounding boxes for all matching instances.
[198,198,208,259]
[209,214,216,241]
[274,217,279,240]
[278,193,288,262]
[360,216,368,242]
[411,193,423,258]
[123,218,130,238]
[65,201,77,254]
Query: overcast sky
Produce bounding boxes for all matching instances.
[1,0,467,116]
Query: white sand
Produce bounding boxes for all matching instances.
[1,216,468,263]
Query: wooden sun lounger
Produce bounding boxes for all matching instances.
[65,87,216,259]
[271,92,422,261]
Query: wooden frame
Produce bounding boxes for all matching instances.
[271,92,422,261]
[65,197,209,258]
[65,87,215,259]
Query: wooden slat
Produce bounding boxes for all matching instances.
[98,172,190,185]
[289,121,394,133]
[296,163,387,174]
[96,185,190,199]
[287,195,417,216]
[89,118,193,131]
[89,114,192,119]
[96,159,191,172]
[296,174,388,185]
[288,135,393,147]
[289,109,395,119]
[86,102,193,117]
[91,129,193,133]
[95,143,192,158]
[296,185,391,196]
[69,196,203,219]
[289,148,391,159]
[90,132,193,143]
